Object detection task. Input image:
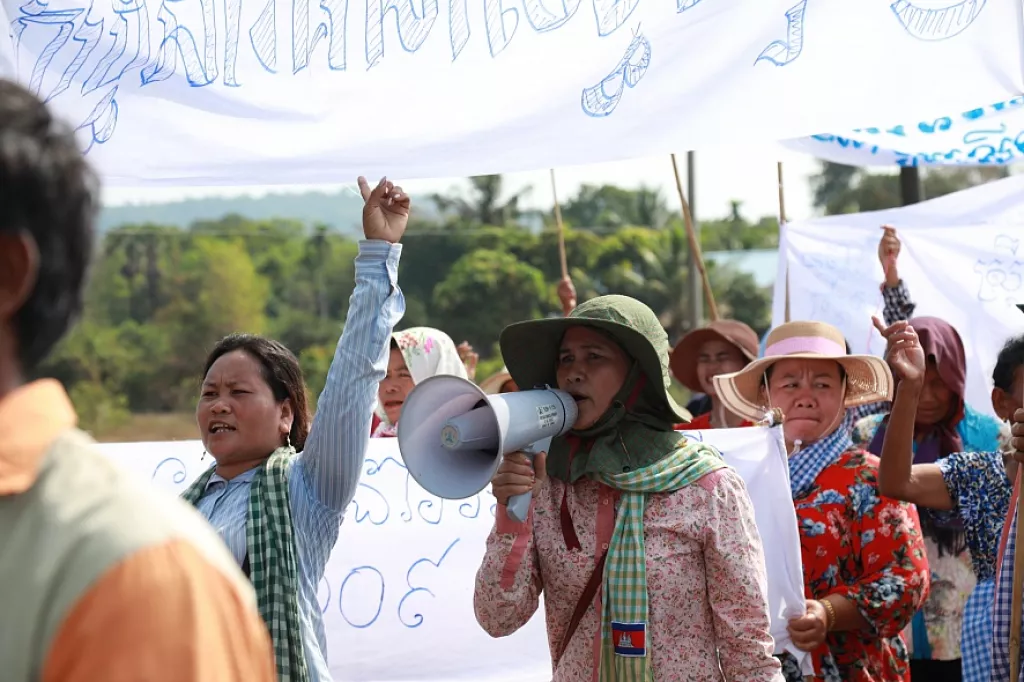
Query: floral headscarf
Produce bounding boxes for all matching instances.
[372,327,468,437]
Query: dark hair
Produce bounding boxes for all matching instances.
[0,79,98,371]
[993,334,1024,392]
[202,333,312,450]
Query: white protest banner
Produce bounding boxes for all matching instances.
[2,0,1023,185]
[101,438,552,682]
[784,93,1024,167]
[773,172,1024,417]
[677,424,808,673]
[99,424,806,679]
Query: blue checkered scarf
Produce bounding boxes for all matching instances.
[787,423,854,499]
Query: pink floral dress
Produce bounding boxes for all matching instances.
[473,468,783,681]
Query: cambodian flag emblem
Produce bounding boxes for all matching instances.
[611,621,646,657]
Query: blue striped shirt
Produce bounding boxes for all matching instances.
[194,240,404,682]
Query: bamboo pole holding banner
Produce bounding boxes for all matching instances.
[686,151,703,328]
[778,161,792,323]
[777,161,788,225]
[1012,302,1024,679]
[550,169,568,280]
[670,153,719,321]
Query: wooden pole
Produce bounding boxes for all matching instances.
[778,161,792,323]
[777,161,788,225]
[550,169,568,280]
[1012,304,1024,679]
[670,153,719,321]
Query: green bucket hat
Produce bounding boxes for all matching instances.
[499,295,691,425]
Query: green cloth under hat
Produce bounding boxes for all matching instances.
[499,295,726,681]
[501,295,693,482]
[501,295,690,427]
[593,443,726,682]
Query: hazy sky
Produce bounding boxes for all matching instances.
[100,142,823,224]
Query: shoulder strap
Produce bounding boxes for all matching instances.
[554,551,607,665]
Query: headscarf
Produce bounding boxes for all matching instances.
[867,316,966,464]
[372,327,468,438]
[550,362,687,482]
[866,316,967,555]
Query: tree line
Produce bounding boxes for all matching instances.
[43,164,1005,435]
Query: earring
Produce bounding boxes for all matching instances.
[286,433,293,450]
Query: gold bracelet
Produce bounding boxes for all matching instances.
[818,598,837,631]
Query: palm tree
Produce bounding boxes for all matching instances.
[104,227,167,322]
[633,185,669,229]
[431,175,532,226]
[599,226,691,341]
[303,225,330,319]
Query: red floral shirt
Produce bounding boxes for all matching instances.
[785,449,930,682]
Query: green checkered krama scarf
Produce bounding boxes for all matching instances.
[499,295,728,682]
[181,447,309,682]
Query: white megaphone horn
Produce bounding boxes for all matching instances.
[397,375,578,522]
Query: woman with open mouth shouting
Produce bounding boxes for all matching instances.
[371,327,469,438]
[182,176,408,682]
[474,295,782,681]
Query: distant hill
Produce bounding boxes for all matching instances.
[98,189,438,236]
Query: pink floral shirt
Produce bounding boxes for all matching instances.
[474,467,783,682]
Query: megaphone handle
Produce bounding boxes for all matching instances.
[506,474,533,523]
[506,437,552,523]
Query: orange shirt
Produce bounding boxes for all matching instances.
[0,380,276,682]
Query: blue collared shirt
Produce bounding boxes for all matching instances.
[194,240,404,682]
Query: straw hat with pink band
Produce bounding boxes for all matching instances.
[712,321,894,424]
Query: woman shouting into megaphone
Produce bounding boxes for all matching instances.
[474,296,783,682]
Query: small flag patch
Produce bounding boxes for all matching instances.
[612,621,646,657]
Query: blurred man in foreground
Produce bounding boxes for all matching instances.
[0,78,275,682]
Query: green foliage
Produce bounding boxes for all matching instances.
[299,344,336,410]
[430,175,532,227]
[475,354,508,384]
[70,381,132,434]
[433,249,553,350]
[811,162,1009,215]
[561,184,668,229]
[708,264,772,334]
[699,201,779,251]
[44,180,779,430]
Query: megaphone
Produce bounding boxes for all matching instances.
[397,375,578,522]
